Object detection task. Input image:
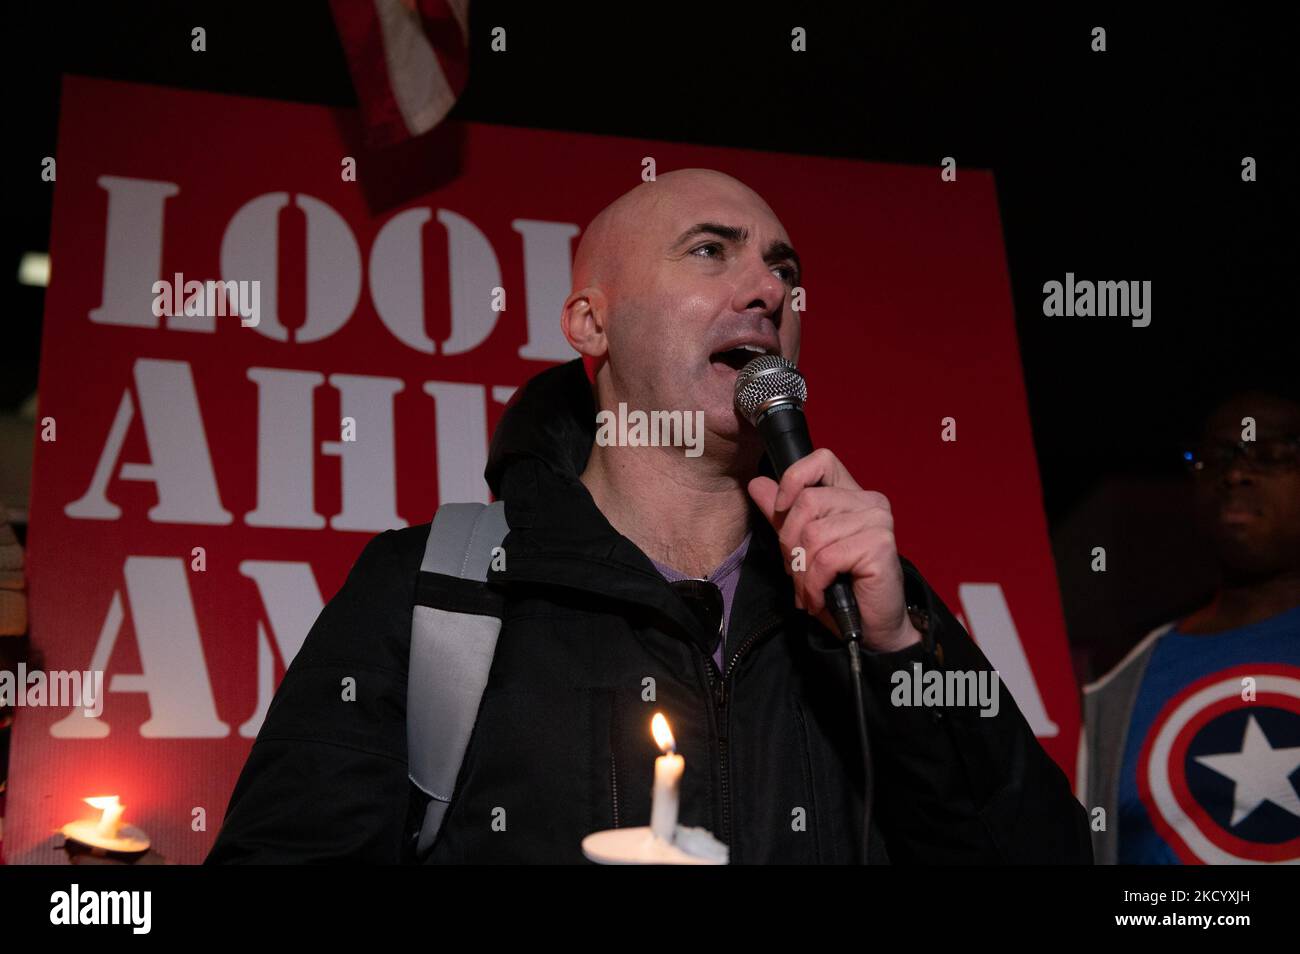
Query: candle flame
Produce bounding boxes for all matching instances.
[83,795,125,838]
[651,712,676,753]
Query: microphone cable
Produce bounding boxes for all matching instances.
[826,585,874,865]
[847,640,874,865]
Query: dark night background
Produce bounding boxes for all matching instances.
[3,2,1295,679]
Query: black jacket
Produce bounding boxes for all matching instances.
[207,359,1092,864]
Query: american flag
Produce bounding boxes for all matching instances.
[330,0,471,146]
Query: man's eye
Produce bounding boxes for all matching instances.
[690,242,724,259]
[773,264,797,285]
[1259,439,1300,463]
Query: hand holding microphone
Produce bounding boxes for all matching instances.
[734,355,921,655]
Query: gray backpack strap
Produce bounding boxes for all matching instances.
[1081,623,1168,864]
[407,500,509,858]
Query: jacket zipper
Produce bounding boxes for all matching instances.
[704,613,784,851]
[610,751,621,828]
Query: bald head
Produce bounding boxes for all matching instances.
[571,169,781,297]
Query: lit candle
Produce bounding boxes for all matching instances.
[649,713,684,843]
[86,795,125,839]
[60,793,151,861]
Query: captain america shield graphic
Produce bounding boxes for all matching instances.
[1138,663,1300,863]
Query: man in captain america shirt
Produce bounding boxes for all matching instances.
[1082,383,1300,864]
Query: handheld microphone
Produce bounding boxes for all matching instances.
[733,354,864,643]
[734,353,877,864]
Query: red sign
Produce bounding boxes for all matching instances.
[7,76,1078,863]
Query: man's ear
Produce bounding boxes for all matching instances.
[561,287,610,360]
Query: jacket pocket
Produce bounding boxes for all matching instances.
[431,685,616,863]
[590,687,618,837]
[791,694,826,863]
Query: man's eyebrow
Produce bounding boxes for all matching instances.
[766,240,802,283]
[672,222,802,281]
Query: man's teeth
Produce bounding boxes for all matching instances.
[710,345,775,371]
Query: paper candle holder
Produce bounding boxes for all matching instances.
[60,795,151,858]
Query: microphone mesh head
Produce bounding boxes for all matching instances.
[733,354,807,424]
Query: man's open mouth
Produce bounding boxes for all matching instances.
[709,344,776,372]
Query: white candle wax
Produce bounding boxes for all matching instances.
[650,752,684,842]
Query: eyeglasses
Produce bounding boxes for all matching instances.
[1182,435,1300,475]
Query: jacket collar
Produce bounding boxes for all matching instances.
[483,360,796,657]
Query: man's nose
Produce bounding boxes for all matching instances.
[732,257,787,326]
[1220,460,1255,486]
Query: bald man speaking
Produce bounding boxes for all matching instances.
[208,170,1092,865]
